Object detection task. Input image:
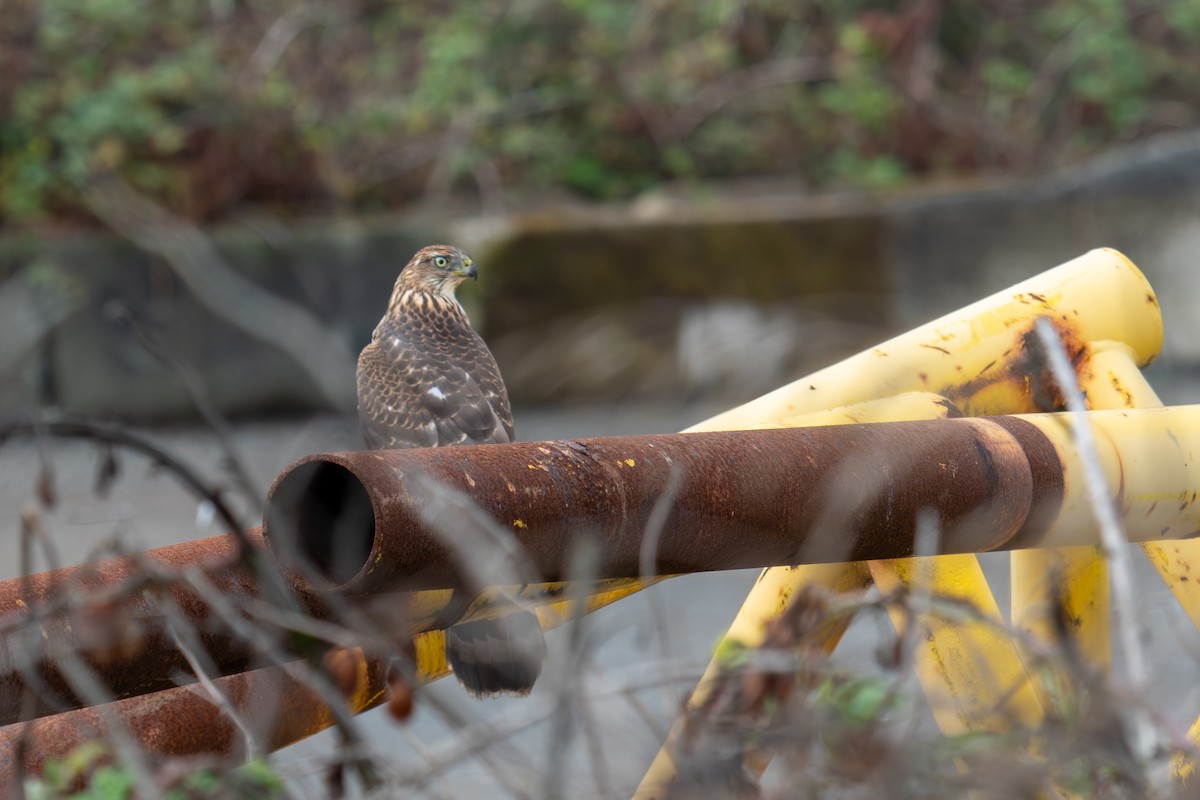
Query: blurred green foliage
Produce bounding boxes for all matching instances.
[3,0,1200,227]
[25,740,285,799]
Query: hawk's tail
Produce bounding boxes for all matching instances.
[445,609,548,698]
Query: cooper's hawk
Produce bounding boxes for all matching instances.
[357,245,546,697]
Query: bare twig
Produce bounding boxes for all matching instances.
[104,301,263,506]
[241,4,332,86]
[176,568,381,790]
[541,536,602,800]
[154,588,263,758]
[1034,317,1154,761]
[0,411,256,559]
[638,463,684,710]
[671,56,831,138]
[80,175,356,411]
[374,659,711,795]
[15,523,155,790]
[0,267,80,377]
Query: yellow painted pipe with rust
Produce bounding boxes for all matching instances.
[698,248,1161,427]
[638,248,1165,797]
[1009,405,1200,547]
[1011,345,1154,664]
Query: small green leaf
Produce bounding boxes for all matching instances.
[714,637,750,669]
[238,758,285,788]
[84,765,135,799]
[182,768,222,793]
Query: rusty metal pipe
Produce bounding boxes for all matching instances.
[0,647,390,791]
[264,418,1049,595]
[0,583,652,781]
[9,405,1190,730]
[0,580,662,781]
[0,532,263,727]
[0,531,652,726]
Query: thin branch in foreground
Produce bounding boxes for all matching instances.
[0,412,255,560]
[104,301,264,506]
[541,535,602,800]
[0,267,81,377]
[15,527,155,792]
[2,412,302,625]
[81,174,357,411]
[154,589,263,758]
[367,660,711,796]
[1034,317,1154,761]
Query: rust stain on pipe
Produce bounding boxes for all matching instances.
[937,315,1090,417]
[265,419,1050,595]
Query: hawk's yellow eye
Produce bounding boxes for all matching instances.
[434,256,449,268]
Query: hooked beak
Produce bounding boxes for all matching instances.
[464,261,478,281]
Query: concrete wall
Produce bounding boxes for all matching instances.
[0,222,425,418]
[2,131,1198,420]
[888,129,1200,371]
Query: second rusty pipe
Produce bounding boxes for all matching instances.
[0,531,308,726]
[264,417,1053,595]
[0,536,655,726]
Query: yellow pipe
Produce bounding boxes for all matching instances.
[1008,346,1156,669]
[635,250,1164,797]
[689,252,1159,696]
[1081,349,1200,782]
[738,390,964,429]
[870,555,1044,732]
[698,248,1161,428]
[1006,405,1200,547]
[1147,538,1200,633]
[1011,546,1109,663]
[701,251,1158,691]
[633,562,872,799]
[1011,338,1180,675]
[1086,352,1200,630]
[1175,716,1200,785]
[689,250,1164,730]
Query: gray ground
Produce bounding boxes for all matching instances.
[2,389,1200,797]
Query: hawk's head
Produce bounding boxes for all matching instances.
[397,245,478,297]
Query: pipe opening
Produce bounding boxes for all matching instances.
[266,460,375,586]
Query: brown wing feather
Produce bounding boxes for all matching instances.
[356,300,513,450]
